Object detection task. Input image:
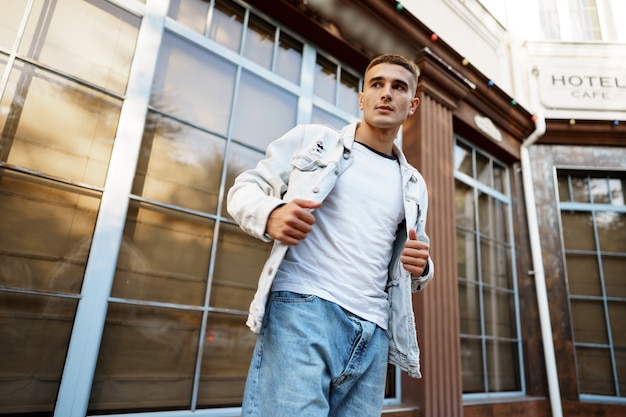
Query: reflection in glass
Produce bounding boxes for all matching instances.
[0,2,27,50]
[458,281,481,335]
[243,14,275,70]
[590,177,610,204]
[475,152,490,185]
[208,0,245,53]
[0,171,100,294]
[493,162,506,194]
[211,223,271,310]
[561,210,596,251]
[111,201,213,306]
[455,180,474,230]
[311,106,349,130]
[596,211,625,253]
[461,338,484,393]
[486,340,520,391]
[89,303,202,412]
[571,176,590,203]
[480,238,512,289]
[566,254,602,296]
[0,61,121,187]
[483,288,515,338]
[571,299,609,344]
[576,347,616,395]
[315,55,337,103]
[134,112,226,214]
[478,193,509,241]
[151,32,237,135]
[454,142,472,176]
[339,70,360,115]
[608,301,626,347]
[221,142,265,219]
[275,32,303,85]
[609,178,625,205]
[168,0,210,35]
[198,313,257,407]
[456,230,477,282]
[0,292,77,414]
[231,70,298,150]
[20,0,139,95]
[603,256,626,298]
[558,175,570,202]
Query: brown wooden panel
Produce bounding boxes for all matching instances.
[464,399,550,417]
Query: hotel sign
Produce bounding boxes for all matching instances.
[538,66,626,111]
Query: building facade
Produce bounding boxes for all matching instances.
[0,1,624,417]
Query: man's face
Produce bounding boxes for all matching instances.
[358,62,419,130]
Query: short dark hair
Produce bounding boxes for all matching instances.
[365,54,419,87]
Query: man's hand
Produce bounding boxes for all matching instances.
[266,199,322,245]
[401,228,429,276]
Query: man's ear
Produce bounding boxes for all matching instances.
[408,96,420,115]
[358,92,364,110]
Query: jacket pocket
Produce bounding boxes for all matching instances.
[291,154,327,171]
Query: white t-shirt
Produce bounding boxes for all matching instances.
[272,141,404,329]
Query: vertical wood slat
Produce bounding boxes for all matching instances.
[402,92,463,417]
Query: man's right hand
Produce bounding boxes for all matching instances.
[266,199,322,245]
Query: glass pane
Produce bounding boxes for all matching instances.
[221,143,264,219]
[1,61,121,187]
[455,180,475,230]
[0,292,77,414]
[483,288,515,338]
[243,14,274,70]
[616,348,626,397]
[576,346,615,395]
[480,238,513,289]
[208,0,245,53]
[311,106,348,130]
[151,32,237,135]
[198,313,257,407]
[338,69,360,115]
[590,177,610,204]
[168,0,210,35]
[110,201,212,306]
[487,340,520,392]
[571,176,590,203]
[454,142,472,177]
[458,282,481,335]
[609,178,624,205]
[0,2,27,50]
[493,162,506,194]
[231,70,298,150]
[275,32,302,85]
[134,112,226,214]
[461,338,484,393]
[608,301,626,347]
[596,211,625,253]
[211,222,271,310]
[89,303,202,412]
[558,175,570,202]
[475,152,490,185]
[566,254,602,296]
[20,0,139,94]
[478,192,509,241]
[561,211,596,251]
[0,171,100,294]
[604,255,626,298]
[314,55,337,103]
[456,230,478,282]
[571,299,608,344]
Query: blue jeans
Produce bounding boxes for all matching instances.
[241,291,389,417]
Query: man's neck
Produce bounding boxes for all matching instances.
[355,122,398,156]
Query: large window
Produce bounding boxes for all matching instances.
[454,137,524,397]
[0,0,138,414]
[538,0,623,41]
[557,171,626,401]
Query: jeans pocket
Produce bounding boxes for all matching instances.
[271,291,316,303]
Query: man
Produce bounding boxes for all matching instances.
[227,54,434,417]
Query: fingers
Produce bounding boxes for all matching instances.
[266,199,321,245]
[402,228,429,275]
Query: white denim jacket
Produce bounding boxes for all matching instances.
[227,121,434,378]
